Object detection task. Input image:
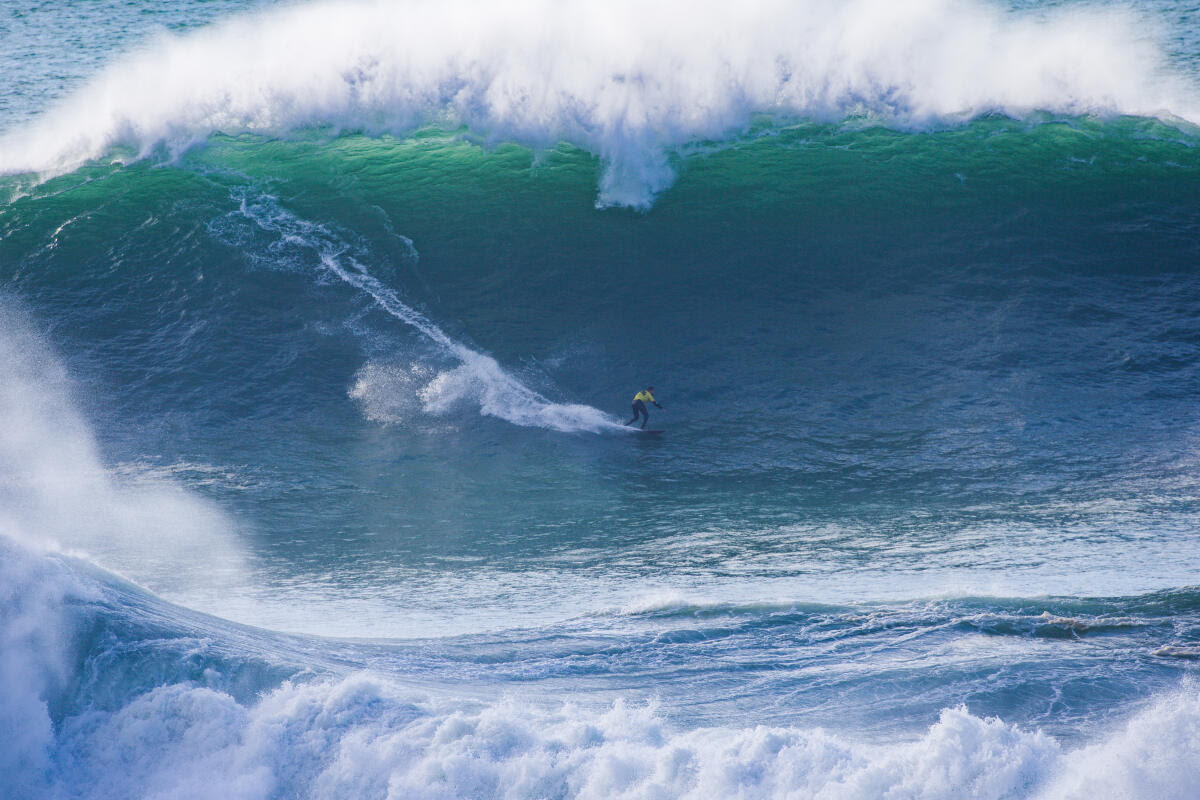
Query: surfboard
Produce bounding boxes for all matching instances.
[633,429,665,435]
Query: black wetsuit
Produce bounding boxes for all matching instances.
[626,390,660,428]
[629,399,649,428]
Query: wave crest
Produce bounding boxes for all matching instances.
[1,0,1194,207]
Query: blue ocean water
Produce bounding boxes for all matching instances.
[5,0,1200,797]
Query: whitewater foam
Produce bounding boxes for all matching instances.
[4,531,1200,799]
[0,544,93,799]
[14,629,1200,800]
[0,0,1194,207]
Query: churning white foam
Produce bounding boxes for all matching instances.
[0,0,1194,207]
[4,534,1200,799]
[8,642,1200,800]
[0,543,94,799]
[230,191,620,433]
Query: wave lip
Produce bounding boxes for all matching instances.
[1,0,1195,207]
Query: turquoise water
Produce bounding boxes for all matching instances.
[5,1,1200,797]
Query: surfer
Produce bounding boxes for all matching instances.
[626,386,663,429]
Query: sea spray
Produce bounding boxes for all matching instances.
[0,302,246,601]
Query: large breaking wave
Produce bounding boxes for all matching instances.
[0,0,1195,207]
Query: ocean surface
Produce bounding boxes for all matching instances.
[5,0,1200,797]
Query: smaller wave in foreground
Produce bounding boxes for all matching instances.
[4,541,1199,800]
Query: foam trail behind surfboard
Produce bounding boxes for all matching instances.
[228,191,621,433]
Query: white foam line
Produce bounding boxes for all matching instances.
[235,193,623,433]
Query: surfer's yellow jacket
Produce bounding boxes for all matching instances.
[633,390,656,404]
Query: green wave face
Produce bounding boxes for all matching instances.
[4,116,1200,609]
